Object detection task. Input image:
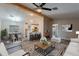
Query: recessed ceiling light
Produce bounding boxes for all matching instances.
[36,9,42,13]
[30,13,34,16]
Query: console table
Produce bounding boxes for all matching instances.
[29,32,41,41]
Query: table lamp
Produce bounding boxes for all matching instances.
[76,31,79,38]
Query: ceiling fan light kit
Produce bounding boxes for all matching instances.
[36,9,42,12]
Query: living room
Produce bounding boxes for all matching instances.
[0,3,79,56]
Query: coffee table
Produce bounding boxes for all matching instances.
[34,42,55,55]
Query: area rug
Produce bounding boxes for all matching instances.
[22,40,70,56]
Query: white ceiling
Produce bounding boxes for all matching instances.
[0,4,27,22]
[0,3,79,20]
[22,3,79,19]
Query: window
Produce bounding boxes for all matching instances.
[9,25,19,33]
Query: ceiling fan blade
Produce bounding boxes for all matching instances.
[52,7,58,10]
[42,7,52,11]
[40,3,46,7]
[33,3,39,7]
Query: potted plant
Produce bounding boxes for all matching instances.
[40,36,48,45]
[1,29,8,40]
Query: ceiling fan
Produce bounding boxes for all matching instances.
[32,3,58,11]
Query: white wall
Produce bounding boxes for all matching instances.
[0,14,44,41]
[1,19,24,35]
[0,3,45,41]
[24,15,44,39]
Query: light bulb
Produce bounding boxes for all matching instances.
[36,9,42,13]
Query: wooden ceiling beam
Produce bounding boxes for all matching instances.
[11,3,53,20]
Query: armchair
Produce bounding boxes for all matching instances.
[0,42,30,56]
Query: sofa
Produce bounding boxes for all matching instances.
[64,38,79,56]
